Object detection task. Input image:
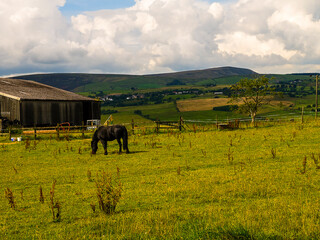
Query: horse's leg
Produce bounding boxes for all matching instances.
[101,139,108,155]
[117,138,122,154]
[122,136,129,153]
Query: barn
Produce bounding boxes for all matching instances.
[0,78,100,127]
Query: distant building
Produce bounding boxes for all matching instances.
[0,78,100,127]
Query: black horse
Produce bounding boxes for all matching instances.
[91,125,129,155]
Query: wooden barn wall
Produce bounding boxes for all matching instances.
[0,96,20,121]
[0,96,100,127]
[83,101,101,121]
[21,101,84,126]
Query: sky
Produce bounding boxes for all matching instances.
[1,0,320,76]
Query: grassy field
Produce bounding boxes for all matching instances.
[2,119,320,239]
[102,102,246,124]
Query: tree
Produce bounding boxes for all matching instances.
[230,76,275,124]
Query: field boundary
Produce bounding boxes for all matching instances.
[0,110,316,141]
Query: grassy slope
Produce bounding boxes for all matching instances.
[1,120,320,239]
[12,67,257,93]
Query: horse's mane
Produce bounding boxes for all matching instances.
[92,127,100,141]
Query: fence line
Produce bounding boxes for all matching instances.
[0,111,316,141]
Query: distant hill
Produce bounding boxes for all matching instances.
[149,66,256,79]
[12,66,257,93]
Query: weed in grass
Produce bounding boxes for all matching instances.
[280,135,284,142]
[33,140,37,150]
[20,190,24,200]
[1,145,8,152]
[177,166,181,175]
[311,153,320,169]
[193,124,197,133]
[78,147,82,154]
[65,135,70,141]
[39,186,45,203]
[301,156,307,174]
[317,154,320,169]
[117,167,120,178]
[185,159,190,170]
[5,187,16,209]
[95,170,122,215]
[271,148,277,159]
[226,147,234,164]
[49,180,61,221]
[90,203,96,213]
[87,170,93,182]
[293,131,297,138]
[25,138,30,150]
[201,149,207,157]
[70,175,75,184]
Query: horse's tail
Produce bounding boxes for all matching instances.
[122,126,129,153]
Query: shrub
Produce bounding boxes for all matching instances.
[49,180,61,221]
[134,110,142,115]
[101,109,118,115]
[95,170,122,215]
[5,188,16,209]
[213,105,238,112]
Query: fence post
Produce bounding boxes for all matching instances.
[301,107,304,124]
[9,126,12,141]
[56,124,60,140]
[81,121,85,139]
[131,119,135,135]
[179,116,183,131]
[34,127,37,140]
[216,115,218,130]
[156,121,159,133]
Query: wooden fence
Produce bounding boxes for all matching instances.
[2,123,90,141]
[0,115,306,141]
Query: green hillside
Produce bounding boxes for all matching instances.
[11,68,319,125]
[12,66,257,93]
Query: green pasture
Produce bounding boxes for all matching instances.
[102,102,246,123]
[102,96,314,124]
[2,120,320,239]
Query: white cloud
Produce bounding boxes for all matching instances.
[215,32,298,60]
[1,0,320,75]
[208,3,224,20]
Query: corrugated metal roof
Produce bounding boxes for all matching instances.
[0,78,96,101]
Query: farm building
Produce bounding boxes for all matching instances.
[0,78,100,127]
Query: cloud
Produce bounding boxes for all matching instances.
[1,0,320,75]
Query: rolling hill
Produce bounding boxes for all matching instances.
[12,66,257,93]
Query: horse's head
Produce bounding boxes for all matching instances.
[91,140,98,154]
